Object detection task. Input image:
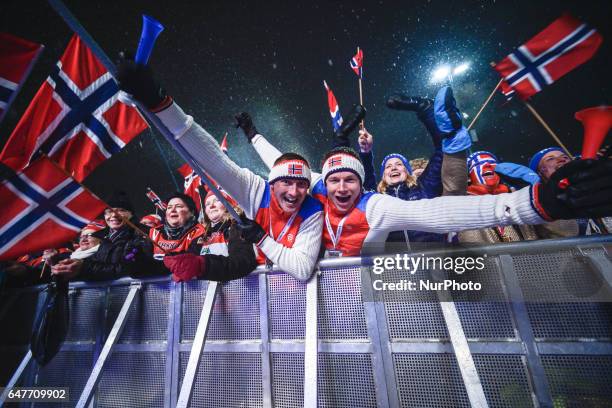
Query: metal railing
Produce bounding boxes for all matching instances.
[1,235,611,407]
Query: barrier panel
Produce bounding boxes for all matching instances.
[1,235,611,407]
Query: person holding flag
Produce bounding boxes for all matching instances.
[51,192,142,281]
[117,60,324,282]
[116,55,612,261]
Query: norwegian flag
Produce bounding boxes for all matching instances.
[177,163,204,212]
[0,34,148,181]
[0,157,106,261]
[493,14,602,100]
[288,163,303,175]
[323,80,343,132]
[0,32,44,125]
[329,156,343,167]
[220,132,228,154]
[145,187,167,211]
[349,47,363,78]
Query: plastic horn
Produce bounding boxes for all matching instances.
[575,106,612,159]
[134,15,164,65]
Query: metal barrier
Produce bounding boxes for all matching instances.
[1,235,611,407]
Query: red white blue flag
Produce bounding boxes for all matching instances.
[145,187,167,211]
[0,34,148,181]
[323,80,343,132]
[178,163,204,212]
[0,157,106,261]
[0,32,44,125]
[349,47,363,78]
[494,14,602,100]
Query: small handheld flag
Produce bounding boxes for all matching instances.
[349,47,363,79]
[323,80,343,132]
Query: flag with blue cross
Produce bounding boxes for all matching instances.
[493,14,602,100]
[0,156,106,261]
[0,34,148,181]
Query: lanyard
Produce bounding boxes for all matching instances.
[325,209,349,249]
[269,211,298,242]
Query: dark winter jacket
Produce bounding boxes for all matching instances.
[78,225,139,281]
[383,149,447,247]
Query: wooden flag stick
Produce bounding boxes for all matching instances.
[524,101,574,159]
[467,78,504,130]
[40,261,47,280]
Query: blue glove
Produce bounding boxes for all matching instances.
[495,162,541,186]
[433,86,471,154]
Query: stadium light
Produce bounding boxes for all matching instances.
[453,62,470,75]
[430,62,470,83]
[430,66,451,83]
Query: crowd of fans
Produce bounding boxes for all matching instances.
[1,61,610,289]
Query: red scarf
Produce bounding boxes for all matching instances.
[467,183,509,196]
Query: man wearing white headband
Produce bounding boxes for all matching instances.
[246,129,612,257]
[126,102,321,281]
[119,62,612,261]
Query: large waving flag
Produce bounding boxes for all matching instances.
[0,157,107,261]
[0,34,148,181]
[493,14,602,100]
[349,47,363,78]
[323,80,343,132]
[0,32,44,125]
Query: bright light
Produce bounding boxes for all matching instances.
[431,65,451,83]
[453,62,470,75]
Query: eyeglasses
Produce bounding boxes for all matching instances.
[104,208,131,216]
[79,233,94,241]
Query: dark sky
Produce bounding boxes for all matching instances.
[1,0,610,215]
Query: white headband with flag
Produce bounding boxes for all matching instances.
[268,160,312,185]
[322,153,365,185]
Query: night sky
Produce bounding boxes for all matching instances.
[1,0,610,215]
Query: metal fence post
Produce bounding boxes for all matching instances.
[175,281,219,408]
[303,270,319,408]
[497,254,554,408]
[76,283,141,408]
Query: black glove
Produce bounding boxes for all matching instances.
[234,112,258,143]
[116,53,166,110]
[236,218,267,245]
[335,104,366,140]
[536,158,612,220]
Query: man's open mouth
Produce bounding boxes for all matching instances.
[336,195,351,204]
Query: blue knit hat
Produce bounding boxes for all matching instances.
[380,153,412,178]
[528,147,566,172]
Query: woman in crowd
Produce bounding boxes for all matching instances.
[129,192,257,282]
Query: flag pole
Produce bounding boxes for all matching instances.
[357,47,365,129]
[467,78,504,131]
[523,101,574,159]
[47,0,241,223]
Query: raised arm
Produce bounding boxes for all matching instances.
[156,103,265,219]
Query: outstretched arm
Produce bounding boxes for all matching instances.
[367,187,544,235]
